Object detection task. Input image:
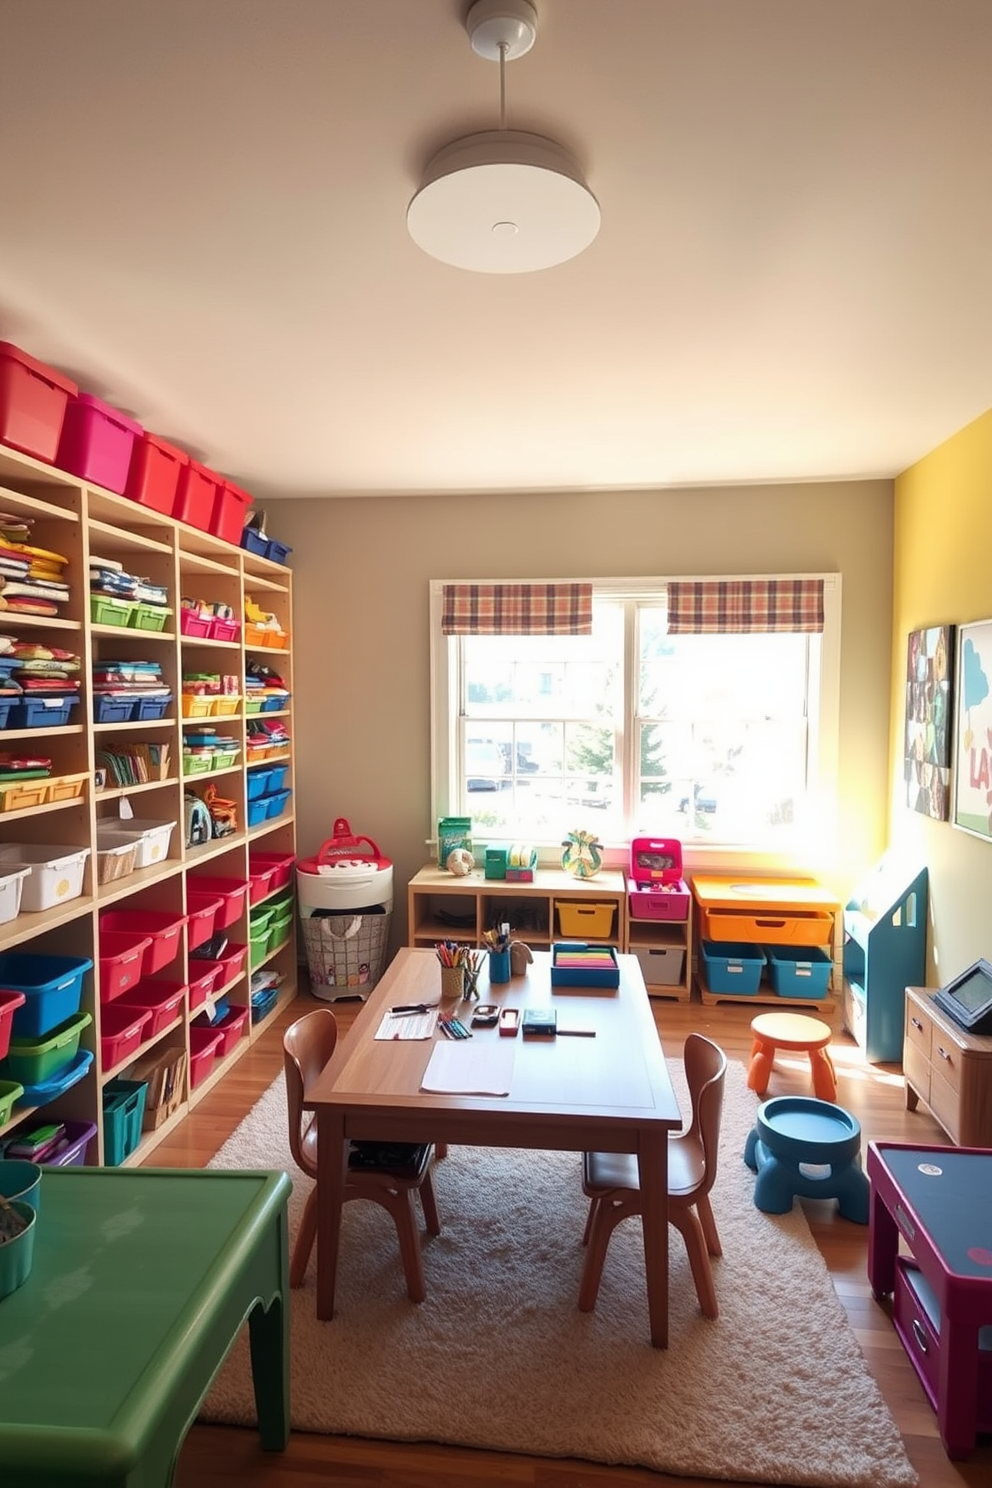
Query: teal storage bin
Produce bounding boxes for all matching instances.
[102,1077,148,1165]
[701,940,766,995]
[766,944,832,999]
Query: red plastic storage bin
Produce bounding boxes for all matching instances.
[189,1025,223,1087]
[206,1003,249,1057]
[100,1004,152,1068]
[0,342,77,461]
[248,861,276,906]
[99,931,152,1002]
[192,942,248,993]
[210,477,253,545]
[99,909,185,975]
[185,892,223,951]
[174,458,222,531]
[186,876,248,929]
[187,963,222,1012]
[115,978,187,1035]
[124,430,189,515]
[249,851,295,894]
[0,989,27,1060]
[56,392,142,493]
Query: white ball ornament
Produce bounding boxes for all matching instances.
[446,848,475,877]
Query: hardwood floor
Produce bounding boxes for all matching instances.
[156,986,992,1487]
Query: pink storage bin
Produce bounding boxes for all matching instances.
[188,1025,223,1087]
[185,892,223,951]
[175,458,222,531]
[115,978,187,1036]
[628,879,691,921]
[100,1004,152,1068]
[0,342,77,461]
[124,430,189,515]
[192,942,248,993]
[56,392,142,493]
[211,477,253,545]
[187,876,248,930]
[179,607,212,639]
[99,931,152,1002]
[187,963,222,1012]
[196,1004,249,1058]
[208,616,241,643]
[248,851,295,894]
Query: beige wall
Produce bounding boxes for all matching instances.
[272,480,893,949]
[890,407,992,983]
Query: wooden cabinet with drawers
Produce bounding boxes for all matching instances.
[904,985,992,1146]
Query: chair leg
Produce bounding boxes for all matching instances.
[392,1189,427,1303]
[578,1201,615,1312]
[290,1187,317,1288]
[695,1191,722,1258]
[747,1040,774,1095]
[670,1206,719,1319]
[581,1196,598,1246]
[418,1167,442,1236]
[434,1142,449,1160]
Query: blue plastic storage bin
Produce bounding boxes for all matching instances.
[247,797,269,828]
[8,695,80,729]
[265,763,289,794]
[0,698,15,728]
[133,694,173,720]
[700,940,766,995]
[261,694,288,711]
[766,944,833,999]
[93,695,135,724]
[265,539,292,565]
[102,1078,148,1165]
[16,1048,94,1108]
[3,954,93,1039]
[246,767,273,801]
[240,527,268,557]
[264,788,292,820]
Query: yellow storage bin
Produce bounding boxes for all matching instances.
[181,695,213,719]
[554,899,616,939]
[699,907,834,945]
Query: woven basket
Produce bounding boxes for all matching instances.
[302,910,391,997]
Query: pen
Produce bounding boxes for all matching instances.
[558,1029,596,1037]
[391,1003,439,1015]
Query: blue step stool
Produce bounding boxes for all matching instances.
[743,1095,870,1223]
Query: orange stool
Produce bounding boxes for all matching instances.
[746,1011,837,1103]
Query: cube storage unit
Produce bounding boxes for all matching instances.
[842,859,928,1064]
[692,875,841,1008]
[0,430,296,1170]
[625,839,693,1001]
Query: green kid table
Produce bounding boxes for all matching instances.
[0,1165,291,1486]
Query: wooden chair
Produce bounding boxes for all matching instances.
[579,1032,727,1319]
[283,1008,441,1297]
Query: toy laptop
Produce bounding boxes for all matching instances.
[628,837,690,921]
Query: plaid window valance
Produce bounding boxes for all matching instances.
[441,582,593,636]
[666,579,825,634]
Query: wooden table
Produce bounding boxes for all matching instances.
[0,1166,291,1487]
[311,947,681,1345]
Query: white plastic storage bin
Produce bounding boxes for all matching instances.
[0,866,30,925]
[96,819,176,870]
[0,844,90,912]
[632,945,686,986]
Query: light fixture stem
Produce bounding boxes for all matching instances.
[499,42,507,129]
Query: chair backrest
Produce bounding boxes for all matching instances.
[681,1032,727,1198]
[283,1008,339,1175]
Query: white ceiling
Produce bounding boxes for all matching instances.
[3,0,992,502]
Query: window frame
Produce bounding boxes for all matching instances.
[429,573,841,870]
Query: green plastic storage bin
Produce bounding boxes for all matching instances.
[102,1077,148,1165]
[2,1011,92,1086]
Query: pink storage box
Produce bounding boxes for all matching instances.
[211,477,253,545]
[185,892,223,951]
[100,1004,152,1068]
[175,458,223,530]
[56,392,142,493]
[187,963,222,1012]
[115,978,187,1036]
[188,1025,223,1087]
[179,607,212,638]
[202,1004,249,1058]
[124,430,189,515]
[0,342,77,461]
[628,879,691,921]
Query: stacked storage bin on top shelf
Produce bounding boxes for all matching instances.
[0,954,94,1111]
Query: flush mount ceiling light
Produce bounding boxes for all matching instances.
[407,0,601,273]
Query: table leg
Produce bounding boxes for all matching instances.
[937,1311,980,1460]
[316,1109,349,1321]
[248,1294,290,1450]
[867,1185,898,1299]
[638,1128,669,1348]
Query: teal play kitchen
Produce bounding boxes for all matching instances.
[297,818,393,1001]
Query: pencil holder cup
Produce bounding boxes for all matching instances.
[463,964,481,999]
[440,964,465,1002]
[489,948,511,985]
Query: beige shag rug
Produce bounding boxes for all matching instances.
[202,1057,917,1488]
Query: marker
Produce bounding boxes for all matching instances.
[558,1029,596,1037]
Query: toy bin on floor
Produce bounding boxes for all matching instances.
[766,944,833,1000]
[56,392,142,493]
[701,940,766,995]
[0,341,77,461]
[298,819,393,1002]
[2,954,93,1040]
[102,1078,148,1164]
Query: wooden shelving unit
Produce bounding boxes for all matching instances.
[0,442,296,1166]
[407,865,627,952]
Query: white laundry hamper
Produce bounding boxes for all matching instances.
[296,818,393,1001]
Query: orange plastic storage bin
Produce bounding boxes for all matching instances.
[0,342,78,461]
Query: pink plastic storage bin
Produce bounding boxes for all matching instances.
[248,851,295,895]
[628,879,691,921]
[0,989,27,1060]
[115,978,187,1036]
[124,430,189,515]
[185,892,223,951]
[187,963,222,1012]
[100,1004,152,1069]
[174,458,222,530]
[202,1004,249,1058]
[56,392,142,493]
[208,616,241,643]
[186,876,248,930]
[98,931,152,1002]
[0,342,77,461]
[99,909,185,975]
[211,478,253,545]
[188,1026,223,1087]
[192,942,248,993]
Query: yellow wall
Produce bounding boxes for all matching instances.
[274,480,893,946]
[891,407,992,982]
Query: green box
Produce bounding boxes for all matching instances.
[438,816,472,868]
[485,847,508,880]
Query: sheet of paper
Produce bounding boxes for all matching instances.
[420,1041,515,1095]
[374,1009,438,1041]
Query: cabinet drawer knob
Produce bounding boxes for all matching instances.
[937,1045,951,1062]
[910,1016,923,1032]
[911,1317,929,1354]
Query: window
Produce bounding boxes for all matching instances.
[431,576,840,858]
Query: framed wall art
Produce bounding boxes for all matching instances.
[905,623,954,820]
[953,618,992,840]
